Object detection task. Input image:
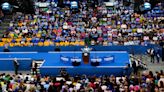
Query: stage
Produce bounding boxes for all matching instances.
[0,51,131,76]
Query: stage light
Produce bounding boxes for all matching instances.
[1,2,11,11]
[144,2,151,10]
[70,1,78,9]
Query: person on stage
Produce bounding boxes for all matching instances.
[81,45,92,64]
[81,45,92,56]
[32,62,38,75]
[13,58,19,75]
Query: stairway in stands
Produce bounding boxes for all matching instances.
[0,15,12,37]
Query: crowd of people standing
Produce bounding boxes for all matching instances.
[0,69,164,92]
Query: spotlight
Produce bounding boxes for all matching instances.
[1,2,11,11]
[144,2,151,10]
[70,1,78,9]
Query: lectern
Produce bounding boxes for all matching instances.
[82,52,90,64]
[81,46,92,64]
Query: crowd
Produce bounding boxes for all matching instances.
[0,70,164,92]
[0,1,163,92]
[0,0,163,47]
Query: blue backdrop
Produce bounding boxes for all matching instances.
[0,44,162,55]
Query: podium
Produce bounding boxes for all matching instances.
[82,53,90,64]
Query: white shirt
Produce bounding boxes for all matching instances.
[75,83,81,90]
[82,47,92,53]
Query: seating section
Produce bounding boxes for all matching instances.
[0,1,163,47]
[0,1,163,92]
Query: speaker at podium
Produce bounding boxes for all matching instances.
[81,46,92,64]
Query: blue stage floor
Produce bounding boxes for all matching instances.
[0,51,131,76]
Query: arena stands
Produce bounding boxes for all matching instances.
[0,0,163,47]
[0,0,163,92]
